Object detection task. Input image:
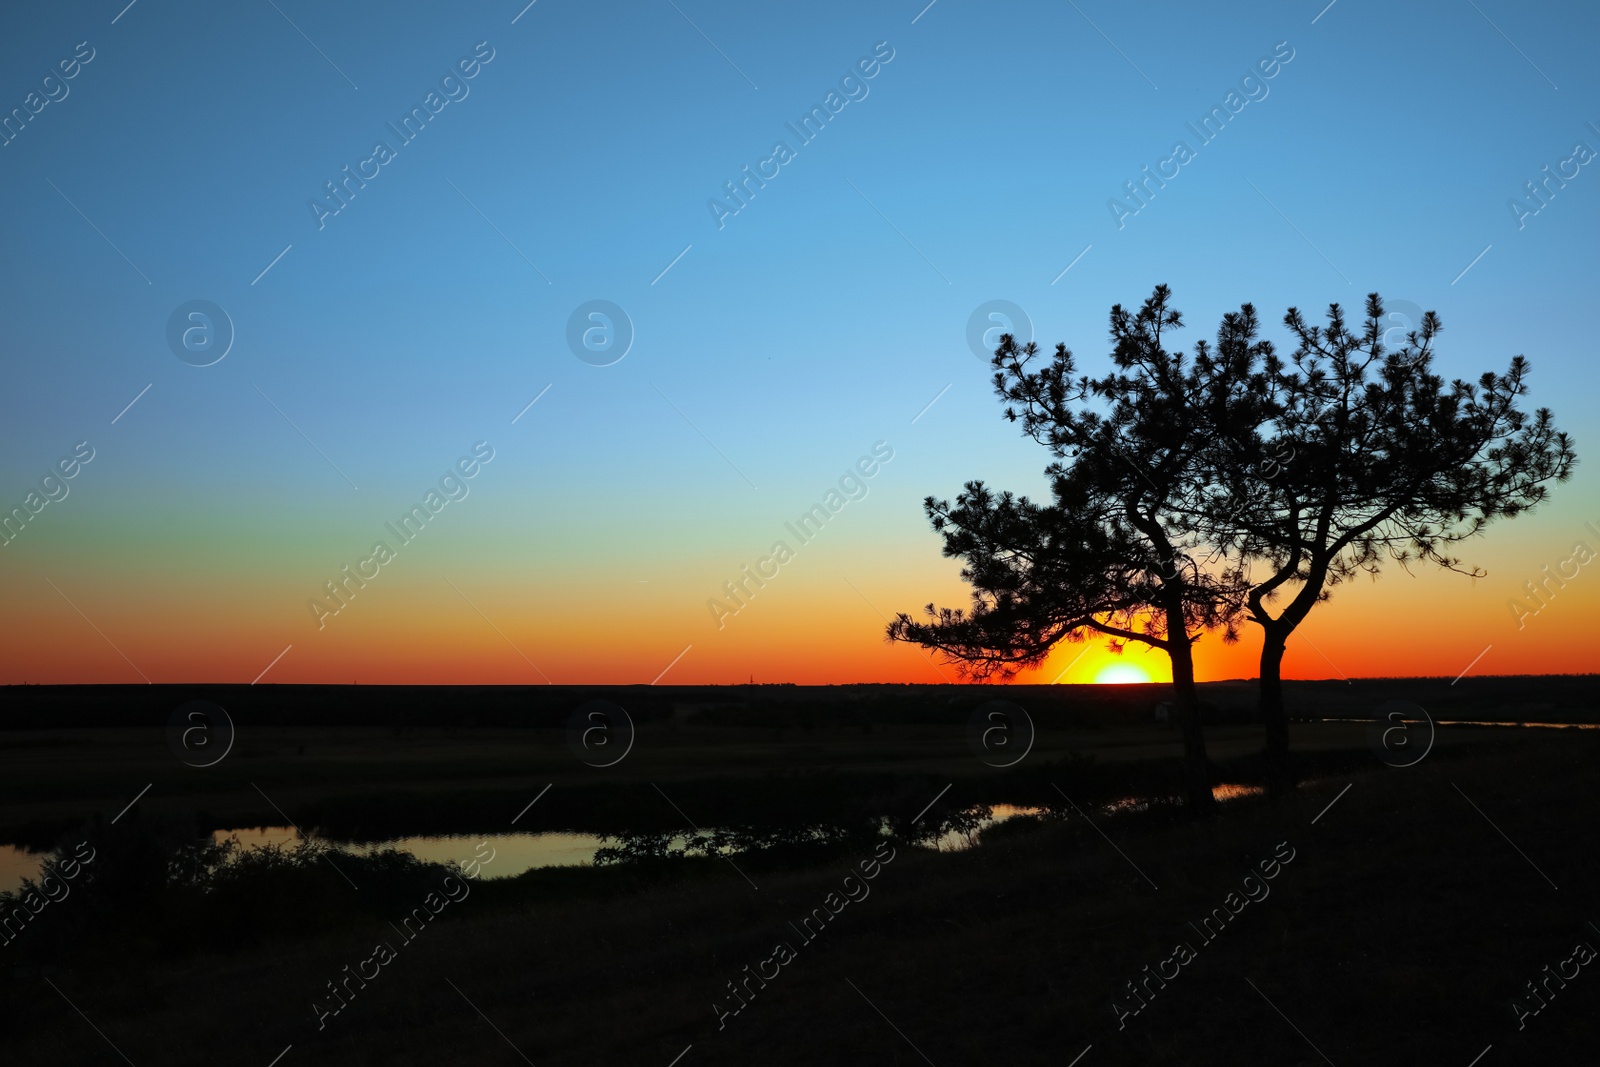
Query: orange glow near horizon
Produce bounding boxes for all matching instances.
[1,496,1596,685]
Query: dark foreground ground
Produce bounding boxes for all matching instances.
[1,679,1597,1064]
[3,676,1595,842]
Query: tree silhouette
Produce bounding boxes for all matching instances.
[1196,294,1576,794]
[892,287,1575,808]
[889,287,1265,812]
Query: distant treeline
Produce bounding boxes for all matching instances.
[1,676,1596,731]
[0,682,1188,731]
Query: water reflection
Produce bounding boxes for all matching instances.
[930,803,1044,851]
[924,790,1258,851]
[0,827,607,894]
[209,827,606,877]
[1313,718,1600,729]
[0,842,44,896]
[1105,782,1263,815]
[0,783,1268,891]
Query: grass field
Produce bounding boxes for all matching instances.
[2,679,1596,1064]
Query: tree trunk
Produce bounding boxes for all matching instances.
[1167,628,1215,815]
[1258,627,1294,797]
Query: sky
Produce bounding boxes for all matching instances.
[1,0,1595,687]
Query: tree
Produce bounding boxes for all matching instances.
[889,287,1264,812]
[1197,294,1576,793]
[892,288,1575,806]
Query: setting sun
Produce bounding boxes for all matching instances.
[1094,664,1153,685]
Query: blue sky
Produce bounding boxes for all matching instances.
[2,0,1596,684]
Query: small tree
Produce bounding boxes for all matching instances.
[1199,295,1576,793]
[890,287,1264,812]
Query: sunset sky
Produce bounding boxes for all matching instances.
[1,0,1595,686]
